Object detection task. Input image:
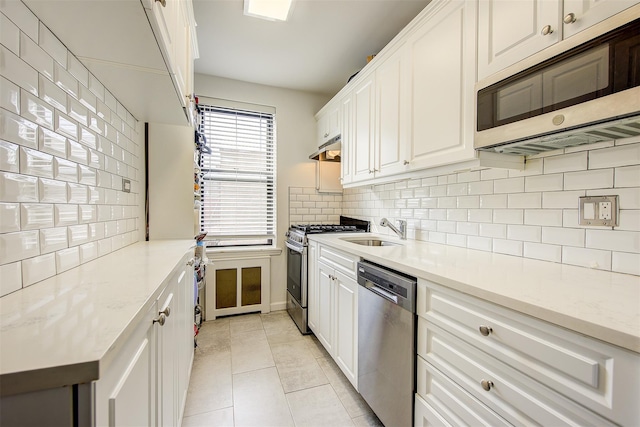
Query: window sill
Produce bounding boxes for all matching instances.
[205,246,282,260]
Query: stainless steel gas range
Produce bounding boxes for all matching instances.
[285,217,369,334]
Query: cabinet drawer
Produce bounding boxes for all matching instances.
[417,280,640,426]
[318,244,359,280]
[416,356,510,427]
[419,319,617,427]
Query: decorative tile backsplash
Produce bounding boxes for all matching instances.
[290,140,639,277]
[0,1,141,296]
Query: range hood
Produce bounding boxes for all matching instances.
[476,114,640,156]
[309,136,341,161]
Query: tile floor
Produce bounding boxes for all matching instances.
[181,310,384,427]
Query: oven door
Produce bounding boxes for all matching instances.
[286,240,307,307]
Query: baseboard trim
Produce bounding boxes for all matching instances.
[271,301,287,312]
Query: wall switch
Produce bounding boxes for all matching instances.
[122,178,131,193]
[599,201,611,220]
[579,195,618,227]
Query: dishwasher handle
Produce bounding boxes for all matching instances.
[363,280,399,304]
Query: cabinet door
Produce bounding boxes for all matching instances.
[340,94,353,185]
[317,103,340,145]
[147,0,179,74]
[477,0,561,81]
[334,271,358,389]
[408,0,477,170]
[351,74,376,182]
[176,262,194,422]
[158,285,177,427]
[375,45,410,177]
[307,242,319,333]
[562,0,639,39]
[172,1,191,109]
[316,261,335,354]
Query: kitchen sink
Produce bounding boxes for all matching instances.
[341,238,402,247]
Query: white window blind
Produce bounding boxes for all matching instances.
[198,103,276,246]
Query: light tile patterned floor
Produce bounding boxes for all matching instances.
[181,311,384,427]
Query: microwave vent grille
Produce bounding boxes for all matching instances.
[482,115,640,156]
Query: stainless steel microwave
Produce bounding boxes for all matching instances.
[475,6,640,155]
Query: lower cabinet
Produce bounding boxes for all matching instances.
[308,242,360,389]
[95,252,194,427]
[415,279,640,427]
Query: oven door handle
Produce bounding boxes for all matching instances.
[285,240,305,254]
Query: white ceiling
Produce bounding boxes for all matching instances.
[193,0,431,97]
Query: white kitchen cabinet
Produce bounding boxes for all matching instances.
[477,0,638,81]
[316,102,341,146]
[308,242,360,389]
[406,0,476,171]
[340,94,354,185]
[351,73,376,183]
[415,279,640,427]
[307,241,319,332]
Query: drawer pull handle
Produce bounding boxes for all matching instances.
[153,313,166,326]
[479,325,493,336]
[480,379,494,391]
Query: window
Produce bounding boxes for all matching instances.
[198,101,276,246]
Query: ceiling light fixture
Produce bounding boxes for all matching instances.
[244,0,293,21]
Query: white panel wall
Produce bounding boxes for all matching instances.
[0,1,144,296]
[195,73,329,309]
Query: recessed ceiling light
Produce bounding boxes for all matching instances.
[244,0,293,21]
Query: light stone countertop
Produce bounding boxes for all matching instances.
[308,233,640,354]
[0,240,194,396]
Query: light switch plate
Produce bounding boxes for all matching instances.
[122,178,131,193]
[579,195,618,227]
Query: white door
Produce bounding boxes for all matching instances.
[334,270,358,389]
[477,0,561,80]
[375,45,410,176]
[351,74,376,182]
[408,0,477,170]
[316,261,335,354]
[562,0,639,38]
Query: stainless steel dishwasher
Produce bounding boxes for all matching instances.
[357,260,417,427]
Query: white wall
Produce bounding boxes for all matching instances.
[0,2,145,297]
[195,73,330,309]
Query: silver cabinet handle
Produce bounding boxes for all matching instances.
[563,13,576,24]
[541,25,553,36]
[155,0,167,6]
[479,325,493,336]
[403,160,409,165]
[160,306,171,317]
[153,313,166,326]
[187,258,195,266]
[480,379,494,391]
[369,169,373,174]
[324,132,329,138]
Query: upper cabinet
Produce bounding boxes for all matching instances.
[316,102,341,146]
[477,0,638,81]
[23,0,198,125]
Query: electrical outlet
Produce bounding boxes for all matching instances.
[122,178,131,193]
[579,196,618,227]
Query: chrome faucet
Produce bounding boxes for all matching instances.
[380,218,407,240]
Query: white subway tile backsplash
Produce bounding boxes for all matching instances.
[468,209,493,223]
[562,209,580,228]
[19,32,53,81]
[55,111,78,140]
[20,203,53,230]
[524,242,561,263]
[447,209,467,221]
[0,12,20,54]
[438,197,456,209]
[88,222,104,241]
[480,168,508,180]
[447,183,467,196]
[542,227,585,247]
[612,252,640,276]
[0,44,38,95]
[39,227,68,254]
[0,229,39,264]
[456,222,478,236]
[53,62,78,98]
[88,75,104,102]
[20,88,54,129]
[38,127,67,157]
[0,108,38,148]
[589,143,640,169]
[55,246,79,273]
[53,157,78,182]
[67,183,88,204]
[0,75,20,113]
[564,169,613,190]
[508,192,541,209]
[562,246,612,271]
[0,261,21,296]
[428,231,446,244]
[19,146,53,178]
[467,236,492,252]
[0,171,38,202]
[67,55,88,87]
[0,140,19,172]
[493,239,522,256]
[586,230,639,253]
[2,1,38,42]
[0,202,20,232]
[615,165,640,188]
[68,223,89,246]
[68,98,88,126]
[38,74,67,112]
[437,221,456,233]
[494,177,524,194]
[493,209,523,225]
[38,23,66,66]
[542,190,584,209]
[524,209,563,226]
[79,204,96,223]
[78,85,97,113]
[479,223,507,239]
[79,241,98,263]
[618,210,640,232]
[544,151,587,174]
[430,185,447,197]
[447,234,466,247]
[507,225,541,242]
[21,253,56,287]
[588,188,640,209]
[457,195,479,209]
[54,203,78,226]
[524,173,563,192]
[38,177,66,203]
[480,194,507,209]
